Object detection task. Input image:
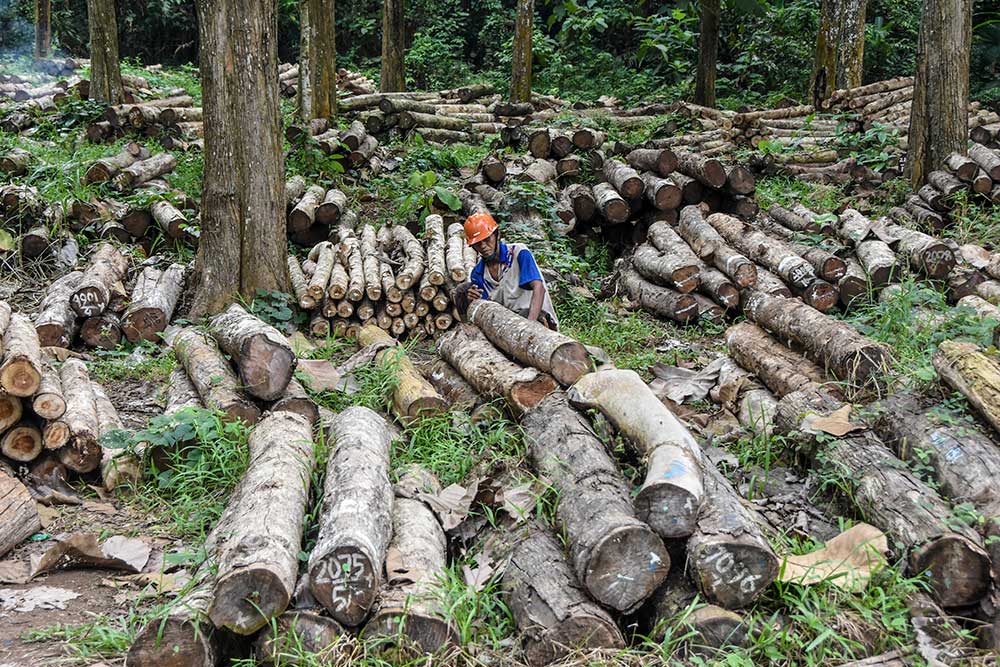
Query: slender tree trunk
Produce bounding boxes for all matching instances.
[380,0,405,92]
[836,0,868,89]
[906,0,971,188]
[34,0,51,59]
[300,0,337,121]
[811,0,843,106]
[510,0,533,104]
[86,0,124,104]
[694,0,720,107]
[193,0,287,316]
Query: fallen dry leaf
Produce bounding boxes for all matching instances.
[82,500,118,515]
[418,480,479,532]
[296,360,345,392]
[0,560,31,584]
[804,405,864,436]
[462,550,496,592]
[780,522,888,592]
[287,331,316,355]
[35,504,60,528]
[30,533,151,578]
[499,483,535,523]
[0,586,80,612]
[649,357,727,404]
[121,570,193,596]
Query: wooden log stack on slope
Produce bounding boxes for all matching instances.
[522,392,671,612]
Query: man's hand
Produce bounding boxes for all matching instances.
[468,285,483,301]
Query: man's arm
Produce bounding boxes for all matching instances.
[525,279,545,322]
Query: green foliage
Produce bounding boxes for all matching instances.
[248,289,305,335]
[831,122,900,171]
[405,2,474,90]
[940,189,1000,249]
[124,406,252,538]
[286,131,347,182]
[304,347,402,414]
[24,613,139,663]
[430,561,516,647]
[753,176,846,214]
[397,169,462,222]
[88,343,177,384]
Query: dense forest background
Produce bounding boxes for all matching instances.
[1,0,999,107]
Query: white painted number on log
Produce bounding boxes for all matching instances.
[314,553,371,611]
[71,291,102,317]
[702,545,763,595]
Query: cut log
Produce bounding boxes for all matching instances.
[270,377,319,425]
[206,412,314,635]
[523,392,670,611]
[20,225,50,258]
[167,327,261,424]
[57,359,101,473]
[885,224,955,278]
[671,172,704,204]
[208,304,297,401]
[504,526,625,666]
[467,299,589,386]
[0,469,41,559]
[626,148,677,178]
[786,242,846,283]
[769,204,820,233]
[564,183,597,223]
[92,381,139,491]
[969,143,1000,181]
[726,322,828,397]
[646,570,748,651]
[933,341,1000,435]
[284,174,307,210]
[308,406,393,626]
[1,313,42,397]
[356,325,446,421]
[121,264,184,343]
[70,243,128,318]
[743,289,890,392]
[366,469,458,654]
[359,227,382,301]
[603,159,644,200]
[113,153,177,190]
[1,422,42,462]
[391,226,426,290]
[315,189,347,225]
[307,242,336,302]
[677,206,757,287]
[641,171,683,211]
[569,369,705,539]
[80,312,122,349]
[619,262,699,323]
[289,256,314,310]
[328,252,349,301]
[697,267,739,309]
[32,364,65,420]
[422,214,447,287]
[687,460,779,609]
[646,221,703,292]
[528,129,551,158]
[775,387,991,607]
[446,223,469,282]
[253,610,343,664]
[288,185,326,234]
[855,240,897,286]
[150,200,190,239]
[724,165,756,195]
[592,182,630,224]
[437,324,557,416]
[571,127,605,150]
[675,151,726,188]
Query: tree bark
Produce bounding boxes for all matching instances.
[523,392,670,612]
[775,387,991,607]
[32,363,65,420]
[568,369,705,539]
[57,359,101,473]
[510,0,533,104]
[503,526,625,666]
[0,470,41,559]
[207,412,314,635]
[357,325,446,420]
[467,299,589,386]
[380,0,406,93]
[725,321,830,398]
[193,0,286,316]
[308,406,394,626]
[34,272,82,348]
[1,313,42,397]
[33,0,51,58]
[742,289,890,393]
[366,471,458,654]
[933,341,1000,435]
[694,0,720,107]
[208,303,297,401]
[71,243,128,318]
[299,0,337,121]
[687,460,779,609]
[811,0,842,105]
[113,153,177,190]
[619,262,699,323]
[122,264,185,343]
[92,381,139,490]
[166,326,262,424]
[86,0,123,103]
[603,159,644,200]
[906,0,971,188]
[391,226,426,290]
[438,323,557,416]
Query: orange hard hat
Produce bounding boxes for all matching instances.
[464,211,498,246]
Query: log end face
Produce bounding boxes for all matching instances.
[223,402,262,426]
[584,524,670,612]
[240,336,297,401]
[526,615,625,666]
[509,374,559,415]
[57,437,101,473]
[208,567,291,635]
[912,535,991,608]
[687,606,748,650]
[551,344,592,386]
[367,609,459,656]
[123,308,168,344]
[308,548,379,627]
[689,543,779,610]
[634,484,701,539]
[802,282,840,313]
[36,324,71,349]
[1,363,42,397]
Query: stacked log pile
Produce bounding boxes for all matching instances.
[284,118,382,174]
[289,214,466,339]
[84,90,201,146]
[278,63,376,97]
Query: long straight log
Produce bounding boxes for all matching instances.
[467,299,589,386]
[57,358,101,473]
[356,325,446,421]
[523,392,670,612]
[619,262,699,323]
[775,387,990,607]
[569,369,704,538]
[438,324,557,416]
[308,407,394,626]
[208,304,297,401]
[933,341,1000,435]
[122,264,184,343]
[677,206,757,287]
[725,322,829,397]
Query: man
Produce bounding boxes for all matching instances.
[457,211,559,330]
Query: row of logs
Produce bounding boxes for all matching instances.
[284,119,381,175]
[277,63,376,98]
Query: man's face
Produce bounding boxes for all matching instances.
[472,232,498,260]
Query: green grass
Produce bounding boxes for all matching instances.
[87,342,177,384]
[24,614,136,663]
[753,176,847,214]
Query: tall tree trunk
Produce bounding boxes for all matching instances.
[694,0,720,107]
[811,0,843,106]
[510,0,533,104]
[86,0,124,104]
[193,0,287,316]
[836,0,868,89]
[300,0,337,121]
[380,0,406,92]
[34,0,51,59]
[906,0,971,188]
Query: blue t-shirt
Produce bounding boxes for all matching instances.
[469,242,542,298]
